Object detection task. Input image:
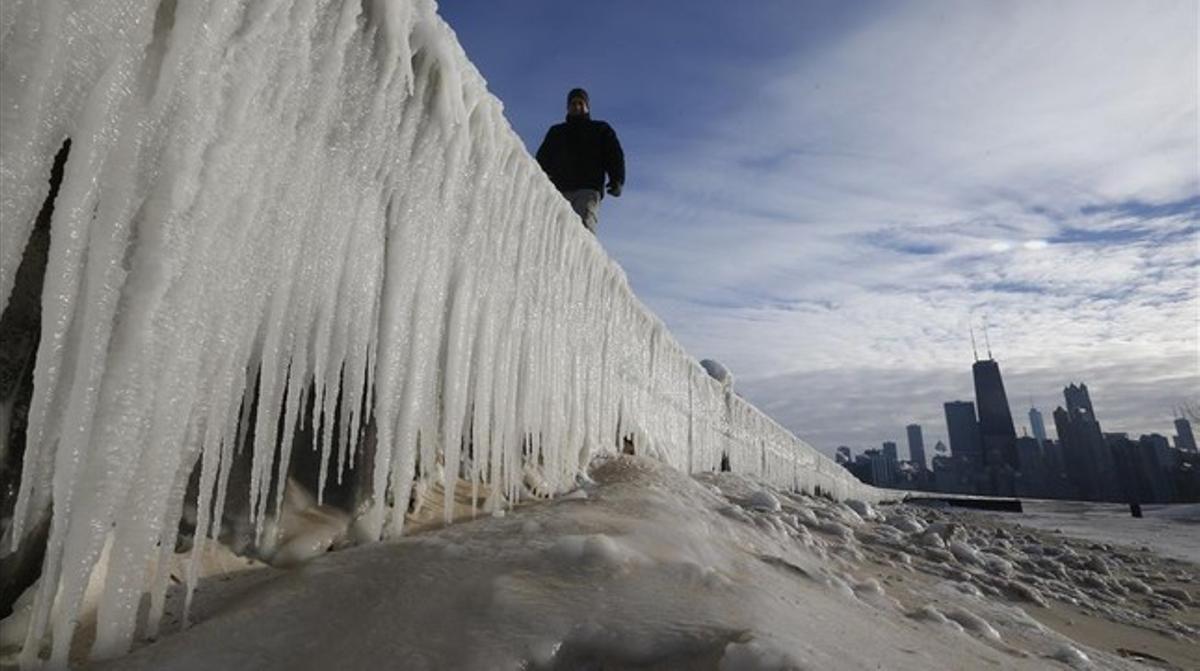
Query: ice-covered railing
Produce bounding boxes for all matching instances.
[0,0,884,663]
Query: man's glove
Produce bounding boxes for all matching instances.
[607,181,623,197]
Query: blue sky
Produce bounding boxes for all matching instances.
[439,0,1199,457]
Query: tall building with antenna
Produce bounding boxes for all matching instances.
[974,362,1018,459]
[971,322,1018,493]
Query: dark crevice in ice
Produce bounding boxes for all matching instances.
[0,138,71,618]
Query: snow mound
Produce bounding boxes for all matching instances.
[748,490,782,512]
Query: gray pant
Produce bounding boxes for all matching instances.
[564,189,602,233]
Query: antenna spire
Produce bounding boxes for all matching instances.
[969,326,979,362]
[982,319,993,359]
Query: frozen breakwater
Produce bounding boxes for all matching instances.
[0,0,881,664]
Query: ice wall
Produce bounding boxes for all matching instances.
[0,0,884,664]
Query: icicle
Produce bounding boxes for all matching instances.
[440,269,476,523]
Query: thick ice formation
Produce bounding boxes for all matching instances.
[0,0,881,664]
[87,456,1178,670]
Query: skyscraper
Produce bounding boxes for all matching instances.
[1053,406,1089,499]
[1136,434,1176,502]
[1029,406,1048,446]
[906,423,926,471]
[1064,383,1095,420]
[862,448,896,487]
[1175,417,1198,452]
[1054,381,1119,501]
[944,401,982,463]
[882,441,898,466]
[1014,436,1045,496]
[973,359,1018,472]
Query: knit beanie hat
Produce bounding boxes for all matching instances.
[567,88,589,105]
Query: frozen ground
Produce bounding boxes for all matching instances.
[981,501,1200,564]
[19,455,1186,670]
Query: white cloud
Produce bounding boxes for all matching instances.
[599,0,1199,448]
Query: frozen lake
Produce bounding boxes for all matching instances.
[983,501,1200,564]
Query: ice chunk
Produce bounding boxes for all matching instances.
[1004,580,1048,607]
[944,607,1002,641]
[979,553,1013,576]
[836,505,866,526]
[1048,644,1091,668]
[719,638,804,671]
[885,515,924,534]
[824,575,857,600]
[949,541,981,566]
[853,578,886,598]
[793,507,819,527]
[844,499,876,521]
[1085,555,1111,575]
[908,605,965,634]
[916,531,947,549]
[818,521,854,542]
[748,490,782,512]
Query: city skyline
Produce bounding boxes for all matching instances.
[838,352,1198,502]
[748,357,1190,460]
[842,406,1195,464]
[831,362,1197,464]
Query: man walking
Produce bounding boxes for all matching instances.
[536,88,625,233]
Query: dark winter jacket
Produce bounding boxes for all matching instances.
[535,114,625,195]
